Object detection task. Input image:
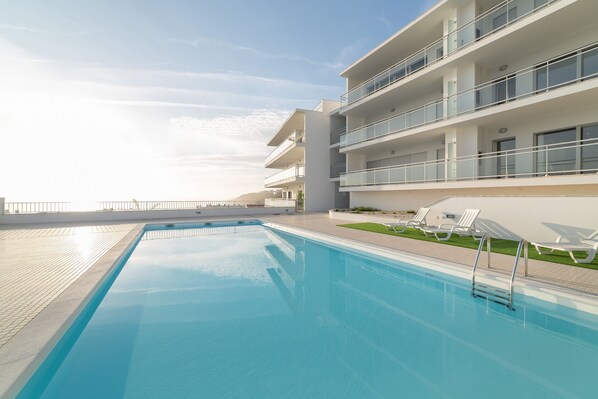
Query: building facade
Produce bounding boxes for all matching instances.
[338,0,598,210]
[265,100,349,212]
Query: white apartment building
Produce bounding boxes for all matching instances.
[265,100,349,212]
[338,0,598,210]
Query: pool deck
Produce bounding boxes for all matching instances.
[1,213,598,397]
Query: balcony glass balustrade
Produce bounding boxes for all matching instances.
[340,138,598,187]
[330,127,347,145]
[330,163,347,178]
[265,164,306,187]
[341,42,598,147]
[265,130,305,166]
[341,0,560,108]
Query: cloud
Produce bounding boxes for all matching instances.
[167,110,290,181]
[170,109,290,142]
[334,39,370,72]
[376,16,393,33]
[171,36,345,70]
[0,23,46,33]
[419,0,442,13]
[0,23,106,36]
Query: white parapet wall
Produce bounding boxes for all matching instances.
[329,196,598,243]
[424,196,598,242]
[0,207,295,225]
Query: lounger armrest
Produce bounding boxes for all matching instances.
[556,235,581,244]
[437,223,456,230]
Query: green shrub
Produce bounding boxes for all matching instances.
[350,206,380,212]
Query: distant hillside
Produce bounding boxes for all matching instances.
[230,190,281,205]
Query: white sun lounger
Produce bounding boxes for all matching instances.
[531,230,598,264]
[382,207,430,233]
[421,209,481,241]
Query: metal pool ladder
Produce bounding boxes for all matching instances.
[471,235,529,309]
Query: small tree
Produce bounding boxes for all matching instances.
[296,191,304,211]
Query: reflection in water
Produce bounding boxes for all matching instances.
[263,227,598,399]
[25,224,598,399]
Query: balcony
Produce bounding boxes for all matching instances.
[341,0,560,108]
[265,130,305,168]
[265,164,306,188]
[341,138,598,188]
[341,42,598,148]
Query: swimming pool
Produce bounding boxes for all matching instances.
[18,221,598,398]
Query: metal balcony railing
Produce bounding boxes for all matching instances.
[341,0,560,108]
[2,200,261,214]
[340,138,598,187]
[265,130,305,165]
[265,164,306,187]
[341,42,598,147]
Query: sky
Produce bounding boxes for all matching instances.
[0,0,438,202]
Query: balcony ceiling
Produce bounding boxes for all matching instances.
[265,146,305,169]
[267,110,305,146]
[265,178,305,189]
[341,1,450,81]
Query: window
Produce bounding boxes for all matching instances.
[407,56,426,74]
[494,74,516,104]
[548,52,577,88]
[582,45,598,80]
[535,64,548,92]
[496,138,516,177]
[536,129,576,175]
[582,125,598,173]
[534,0,549,7]
[366,151,427,169]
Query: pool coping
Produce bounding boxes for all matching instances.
[2,217,598,398]
[0,224,145,399]
[263,222,598,315]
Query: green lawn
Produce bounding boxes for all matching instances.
[338,223,598,270]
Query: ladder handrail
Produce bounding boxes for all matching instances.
[472,235,528,309]
[471,234,488,290]
[509,239,529,303]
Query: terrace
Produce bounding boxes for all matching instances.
[1,208,598,397]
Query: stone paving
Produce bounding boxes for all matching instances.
[0,223,136,348]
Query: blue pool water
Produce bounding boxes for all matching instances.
[19,222,598,398]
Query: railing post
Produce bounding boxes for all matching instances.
[545,146,549,176]
[487,236,491,268]
[524,241,529,276]
[0,197,4,215]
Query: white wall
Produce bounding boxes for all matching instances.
[349,184,598,213]
[426,196,598,242]
[304,108,336,212]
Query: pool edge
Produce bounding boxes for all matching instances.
[0,224,146,399]
[263,221,598,316]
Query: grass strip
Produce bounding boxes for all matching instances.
[338,222,598,270]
